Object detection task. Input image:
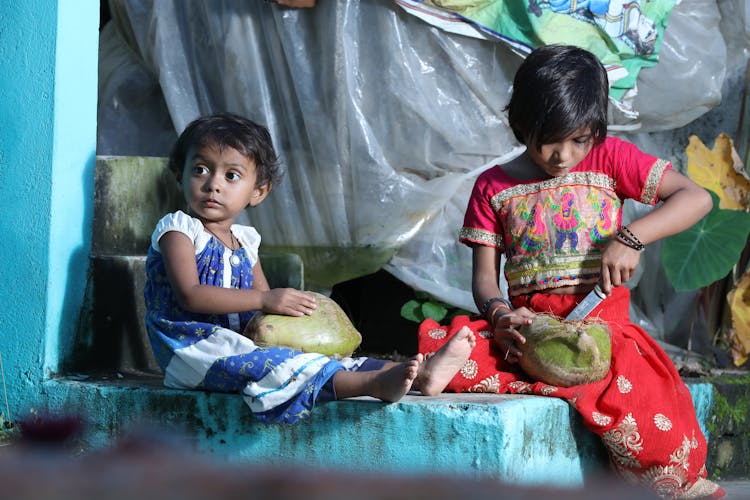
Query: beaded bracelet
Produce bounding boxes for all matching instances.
[619,227,645,250]
[621,225,644,247]
[616,226,645,251]
[480,296,514,318]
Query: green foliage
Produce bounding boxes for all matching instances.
[400,299,424,322]
[663,191,750,291]
[0,413,18,445]
[400,292,471,323]
[420,301,448,322]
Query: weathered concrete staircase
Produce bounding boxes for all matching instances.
[46,156,748,487]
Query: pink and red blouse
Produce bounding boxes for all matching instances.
[459,136,670,296]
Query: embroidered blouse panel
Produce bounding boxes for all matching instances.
[459,137,670,295]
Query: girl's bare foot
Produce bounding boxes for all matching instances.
[333,356,423,402]
[416,326,476,396]
[369,355,423,402]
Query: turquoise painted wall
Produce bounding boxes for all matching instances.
[0,0,98,420]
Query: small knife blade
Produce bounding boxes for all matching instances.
[565,284,606,321]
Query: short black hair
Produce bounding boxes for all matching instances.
[168,112,281,189]
[506,45,608,150]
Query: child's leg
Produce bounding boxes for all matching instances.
[332,355,422,403]
[414,326,476,396]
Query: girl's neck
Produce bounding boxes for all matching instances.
[502,151,549,181]
[203,224,239,250]
[201,220,233,233]
[187,209,234,233]
[187,211,238,249]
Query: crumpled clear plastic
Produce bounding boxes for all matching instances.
[395,0,731,131]
[98,0,748,348]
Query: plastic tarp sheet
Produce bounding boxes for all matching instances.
[98,0,747,347]
[396,0,676,127]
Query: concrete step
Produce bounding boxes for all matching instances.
[702,371,750,481]
[93,156,181,256]
[39,376,723,489]
[720,479,750,498]
[43,378,607,487]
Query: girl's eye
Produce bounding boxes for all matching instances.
[574,136,593,145]
[226,171,240,181]
[192,165,209,176]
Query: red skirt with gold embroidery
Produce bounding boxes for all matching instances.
[417,287,724,499]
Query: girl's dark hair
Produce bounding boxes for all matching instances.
[168,112,281,189]
[506,45,609,149]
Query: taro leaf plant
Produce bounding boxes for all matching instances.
[662,134,750,366]
[401,291,472,323]
[662,191,750,291]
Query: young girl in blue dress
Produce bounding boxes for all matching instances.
[144,112,475,424]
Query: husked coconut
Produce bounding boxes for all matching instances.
[243,292,362,358]
[517,314,611,387]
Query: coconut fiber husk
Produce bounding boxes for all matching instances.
[517,313,611,387]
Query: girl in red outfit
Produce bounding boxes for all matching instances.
[418,45,724,499]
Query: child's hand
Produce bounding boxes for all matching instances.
[599,239,642,295]
[261,289,317,317]
[490,307,535,363]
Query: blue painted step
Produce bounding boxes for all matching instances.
[42,377,714,488]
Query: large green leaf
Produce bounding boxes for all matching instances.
[400,300,423,323]
[421,302,448,323]
[663,191,750,291]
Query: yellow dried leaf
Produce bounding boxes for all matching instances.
[686,133,750,211]
[727,269,750,366]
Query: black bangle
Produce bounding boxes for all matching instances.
[616,229,645,251]
[621,225,644,247]
[481,296,513,317]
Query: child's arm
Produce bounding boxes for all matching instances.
[245,257,318,313]
[472,245,534,362]
[600,169,713,294]
[160,231,317,316]
[250,259,271,291]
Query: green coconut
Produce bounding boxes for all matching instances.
[517,314,611,387]
[243,292,362,358]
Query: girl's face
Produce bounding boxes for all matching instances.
[526,127,594,177]
[181,144,269,225]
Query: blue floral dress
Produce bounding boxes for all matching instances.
[144,211,366,424]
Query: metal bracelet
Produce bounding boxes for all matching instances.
[480,296,514,318]
[616,230,645,251]
[621,225,643,247]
